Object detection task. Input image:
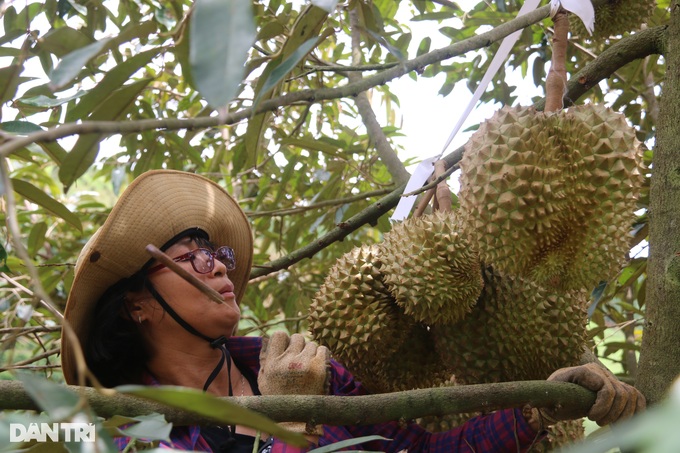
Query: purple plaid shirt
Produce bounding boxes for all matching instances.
[115,336,543,452]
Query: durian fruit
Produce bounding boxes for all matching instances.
[570,0,656,41]
[378,211,484,325]
[458,104,645,291]
[367,322,452,393]
[537,419,586,451]
[309,245,412,382]
[433,267,588,385]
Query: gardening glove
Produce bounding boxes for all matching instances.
[258,331,331,436]
[541,363,646,427]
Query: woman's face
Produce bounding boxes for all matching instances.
[141,238,241,341]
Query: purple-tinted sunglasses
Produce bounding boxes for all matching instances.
[147,246,236,275]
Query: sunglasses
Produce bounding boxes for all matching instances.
[147,246,236,275]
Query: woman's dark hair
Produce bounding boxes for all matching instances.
[86,230,215,387]
[86,272,148,387]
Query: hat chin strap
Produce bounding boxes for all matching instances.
[145,281,233,393]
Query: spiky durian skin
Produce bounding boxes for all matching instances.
[541,419,586,451]
[378,211,484,325]
[458,104,644,291]
[433,267,588,385]
[570,0,656,41]
[366,322,452,393]
[309,245,412,381]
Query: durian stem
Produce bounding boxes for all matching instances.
[434,160,453,212]
[414,177,436,217]
[545,8,570,112]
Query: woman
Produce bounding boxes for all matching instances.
[61,170,645,452]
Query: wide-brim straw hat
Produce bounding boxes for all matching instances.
[61,170,253,385]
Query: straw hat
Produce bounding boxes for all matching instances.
[61,170,253,385]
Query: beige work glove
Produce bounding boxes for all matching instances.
[541,363,646,427]
[258,331,331,436]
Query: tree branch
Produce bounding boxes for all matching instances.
[245,188,394,218]
[0,3,553,159]
[347,5,411,185]
[0,380,595,426]
[535,25,667,110]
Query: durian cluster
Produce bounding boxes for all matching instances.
[458,104,645,291]
[308,103,645,446]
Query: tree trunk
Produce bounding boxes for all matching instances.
[636,0,680,405]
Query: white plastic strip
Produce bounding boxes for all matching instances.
[552,0,594,34]
[391,0,542,222]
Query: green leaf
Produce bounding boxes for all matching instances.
[190,0,256,108]
[18,372,80,419]
[49,38,112,90]
[307,436,391,453]
[38,26,94,58]
[257,20,286,42]
[0,243,10,272]
[118,414,172,443]
[253,38,318,109]
[66,48,160,122]
[59,78,152,190]
[38,141,68,166]
[19,91,86,108]
[558,399,680,453]
[27,221,48,256]
[364,29,404,61]
[11,178,83,231]
[0,121,44,134]
[116,385,307,447]
[0,64,23,103]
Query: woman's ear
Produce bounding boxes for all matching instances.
[121,290,152,323]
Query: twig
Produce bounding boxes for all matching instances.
[0,326,61,335]
[145,245,224,304]
[245,188,393,218]
[0,347,60,372]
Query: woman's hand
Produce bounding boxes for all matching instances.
[542,363,646,426]
[258,332,331,436]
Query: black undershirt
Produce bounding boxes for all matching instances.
[200,358,264,453]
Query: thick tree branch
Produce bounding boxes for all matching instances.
[535,25,667,110]
[0,380,595,426]
[637,2,680,405]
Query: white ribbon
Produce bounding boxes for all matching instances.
[391,0,542,222]
[551,0,594,35]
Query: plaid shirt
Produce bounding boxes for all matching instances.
[115,336,542,452]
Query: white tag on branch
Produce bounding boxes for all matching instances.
[551,0,595,35]
[16,302,34,322]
